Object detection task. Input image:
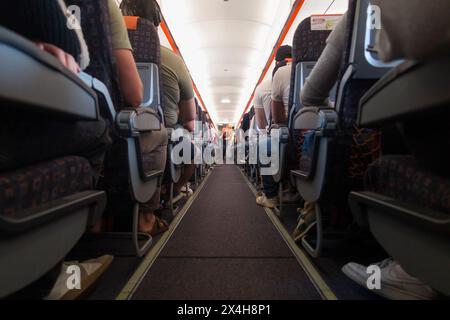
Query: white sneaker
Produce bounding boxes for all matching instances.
[256,194,279,209]
[180,185,194,196]
[342,259,438,300]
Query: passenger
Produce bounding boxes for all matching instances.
[253,80,271,130]
[294,1,450,298]
[293,13,348,242]
[107,0,144,108]
[301,0,450,106]
[271,45,292,126]
[299,13,347,108]
[0,0,111,174]
[0,0,87,73]
[121,0,197,196]
[0,0,114,299]
[104,0,169,235]
[256,45,300,209]
[253,48,291,130]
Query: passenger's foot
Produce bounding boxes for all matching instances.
[139,212,169,236]
[45,255,114,300]
[256,194,279,209]
[180,184,194,196]
[341,258,438,300]
[293,202,316,241]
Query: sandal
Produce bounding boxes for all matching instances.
[150,217,169,236]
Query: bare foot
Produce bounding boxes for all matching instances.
[139,212,156,233]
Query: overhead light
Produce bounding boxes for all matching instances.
[221,98,232,104]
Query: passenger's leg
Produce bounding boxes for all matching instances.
[174,141,199,194]
[174,164,195,194]
[256,136,279,208]
[0,112,111,175]
[138,128,169,235]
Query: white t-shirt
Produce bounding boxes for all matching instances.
[271,63,291,113]
[254,79,272,125]
[249,116,257,131]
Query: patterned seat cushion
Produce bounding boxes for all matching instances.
[0,156,93,219]
[365,155,450,214]
[287,17,331,113]
[127,17,161,64]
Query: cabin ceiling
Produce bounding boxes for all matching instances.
[160,0,348,125]
[160,0,291,125]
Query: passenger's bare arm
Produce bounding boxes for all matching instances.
[271,100,287,125]
[35,42,80,74]
[178,98,196,132]
[115,49,144,108]
[255,108,268,129]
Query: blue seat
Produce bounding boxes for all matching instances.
[0,26,106,298]
[350,54,450,296]
[290,0,393,257]
[70,0,164,257]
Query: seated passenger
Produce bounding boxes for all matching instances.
[292,14,348,242]
[107,0,143,108]
[254,80,271,131]
[271,45,292,126]
[0,0,111,174]
[0,0,113,299]
[121,0,197,197]
[105,0,169,235]
[256,45,300,209]
[294,1,450,299]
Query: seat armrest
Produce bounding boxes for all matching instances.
[358,57,450,127]
[116,108,162,137]
[269,125,289,143]
[0,191,106,234]
[293,107,338,132]
[0,27,98,120]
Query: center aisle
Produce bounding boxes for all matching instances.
[132,165,321,300]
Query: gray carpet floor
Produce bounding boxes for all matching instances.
[132,165,320,300]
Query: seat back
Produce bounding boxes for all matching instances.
[330,0,395,194]
[288,17,332,124]
[0,26,106,297]
[292,0,395,220]
[124,16,164,119]
[68,0,123,115]
[69,0,164,223]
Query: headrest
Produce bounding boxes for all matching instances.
[292,17,332,62]
[124,16,139,30]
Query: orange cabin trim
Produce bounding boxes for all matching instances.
[238,0,306,126]
[124,16,139,30]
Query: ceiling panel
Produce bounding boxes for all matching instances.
[160,0,292,124]
[159,0,348,125]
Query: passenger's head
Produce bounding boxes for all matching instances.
[273,45,292,77]
[275,45,292,62]
[120,0,162,27]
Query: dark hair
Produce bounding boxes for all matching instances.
[272,45,292,77]
[120,0,162,27]
[275,45,292,62]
